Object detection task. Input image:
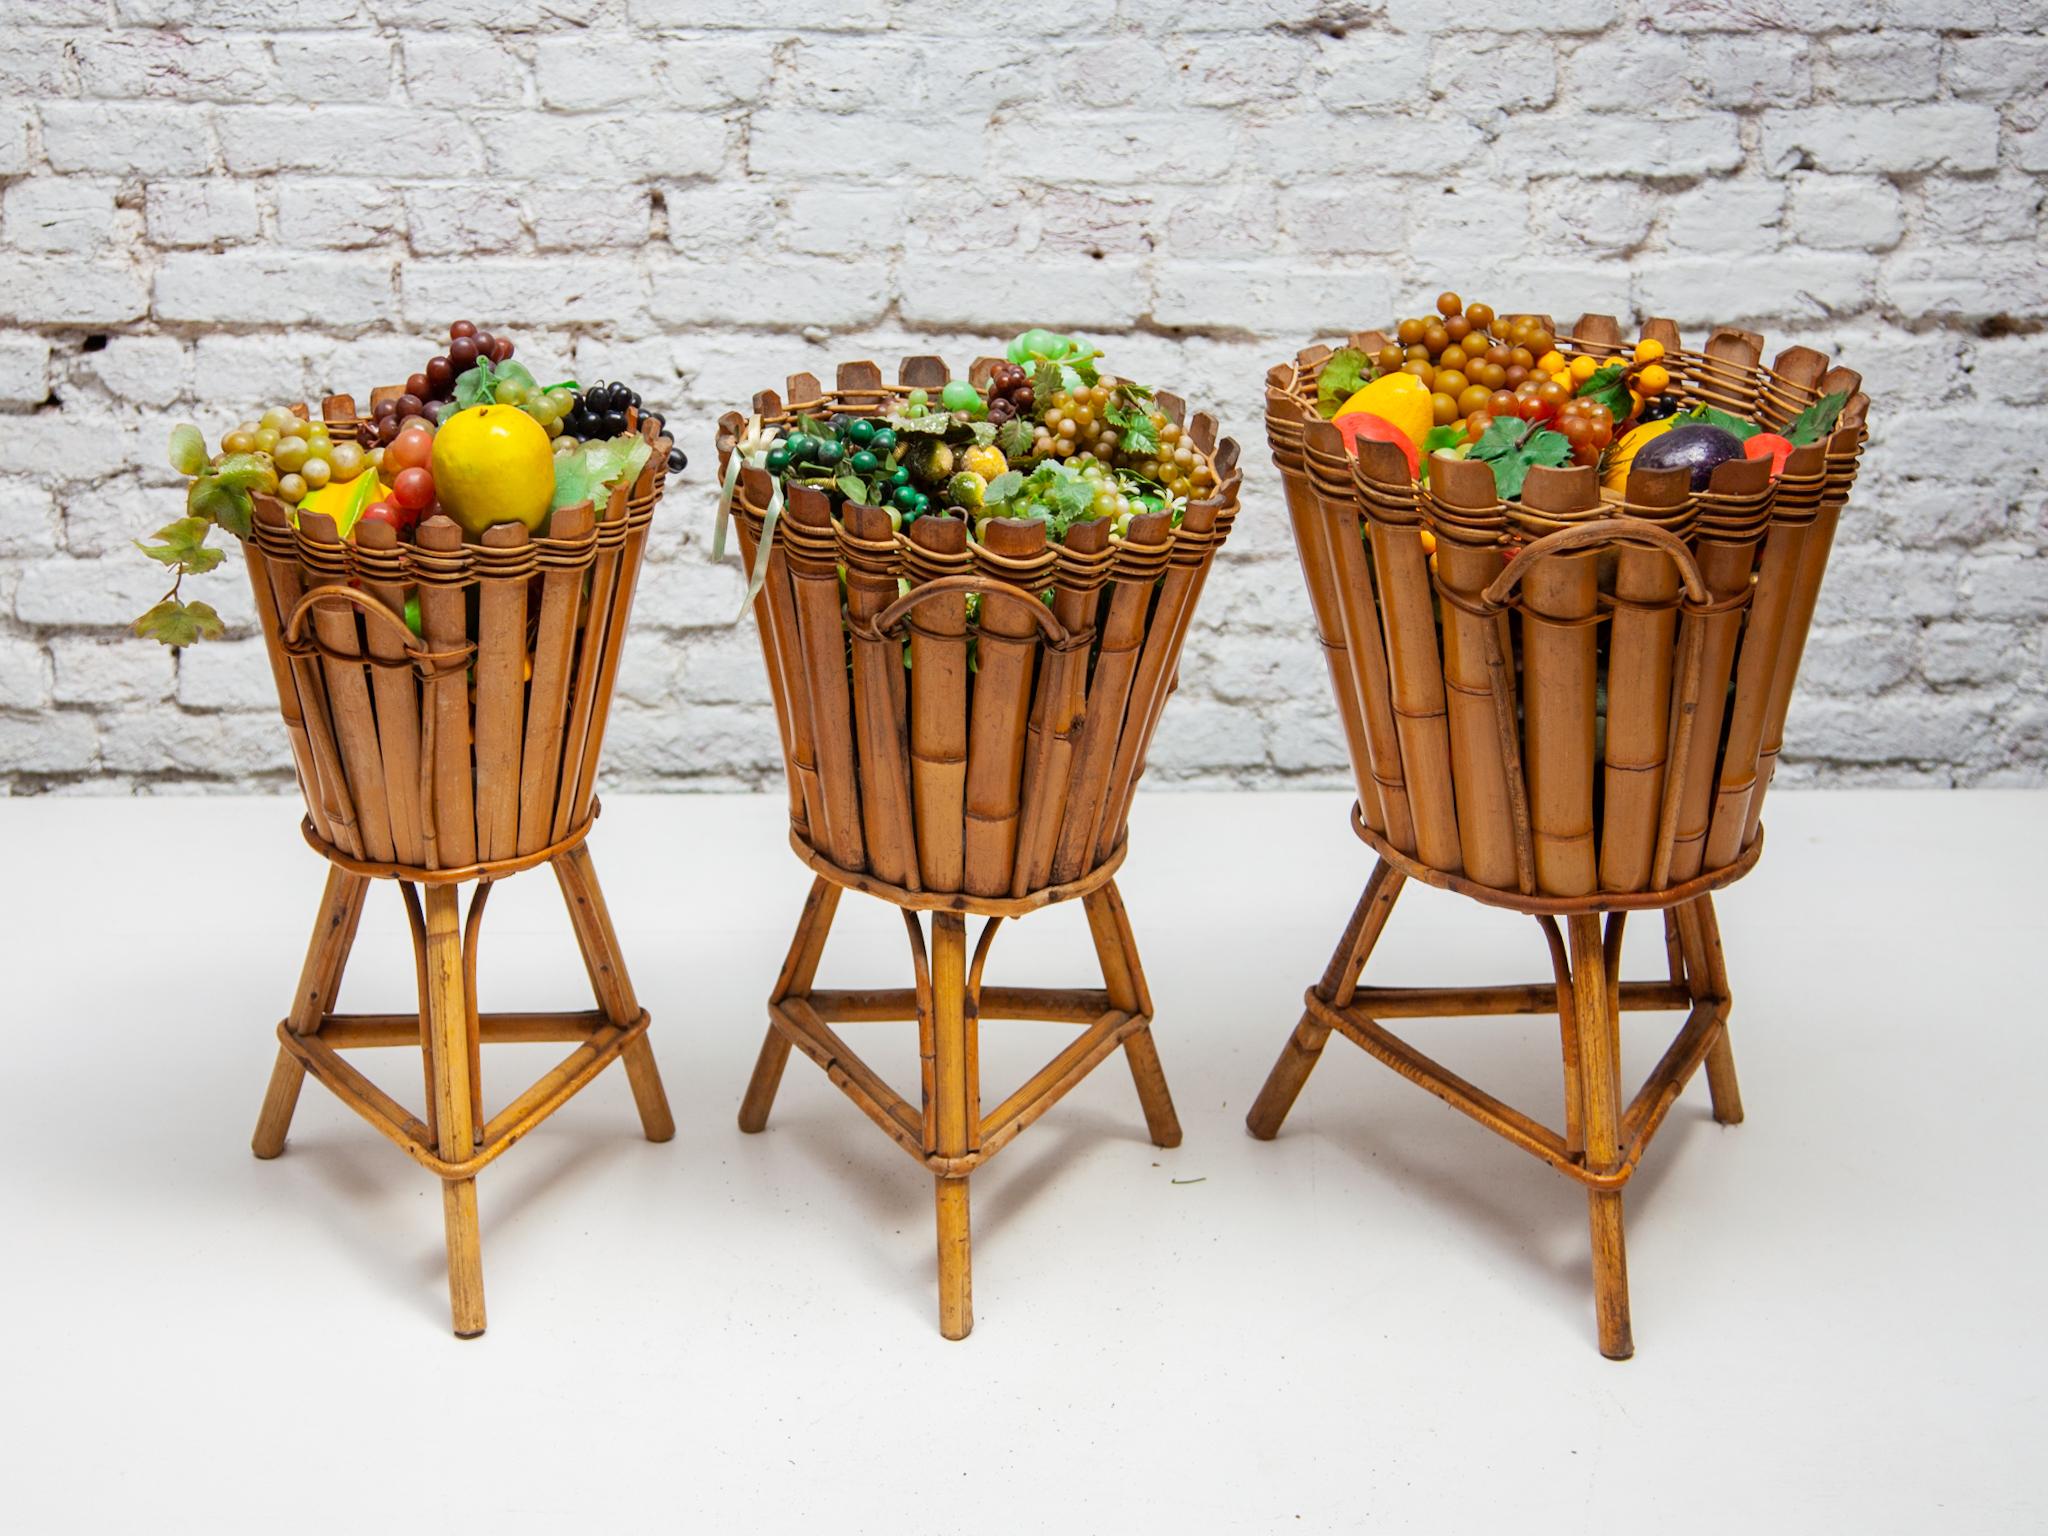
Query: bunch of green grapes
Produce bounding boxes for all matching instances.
[1030,383,1114,460]
[1116,414,1215,502]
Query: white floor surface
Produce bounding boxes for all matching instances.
[1,788,2042,1532]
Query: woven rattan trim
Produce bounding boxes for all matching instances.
[242,512,650,586]
[300,803,599,884]
[1349,802,1763,915]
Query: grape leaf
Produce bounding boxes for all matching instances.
[985,470,1025,506]
[168,423,207,477]
[1068,353,1099,388]
[494,360,538,396]
[551,434,653,512]
[1576,362,1632,420]
[1675,402,1761,441]
[1316,348,1373,419]
[836,474,868,504]
[1471,416,1573,500]
[212,451,278,495]
[888,412,952,436]
[1106,395,1160,457]
[1785,390,1849,446]
[187,476,253,539]
[135,516,224,574]
[453,356,497,410]
[1044,470,1094,518]
[132,597,225,648]
[995,418,1036,459]
[451,357,538,409]
[1032,360,1063,403]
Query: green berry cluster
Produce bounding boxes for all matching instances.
[759,331,1215,540]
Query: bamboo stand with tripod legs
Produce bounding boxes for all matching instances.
[718,357,1241,1337]
[1247,841,1752,1360]
[238,395,678,1337]
[737,859,1180,1341]
[252,839,674,1339]
[1253,318,1869,1357]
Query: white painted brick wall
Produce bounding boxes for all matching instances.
[1,1,2043,796]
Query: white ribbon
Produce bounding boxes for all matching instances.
[713,416,783,621]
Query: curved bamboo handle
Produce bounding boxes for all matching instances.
[851,572,1071,647]
[1479,518,1709,610]
[284,583,422,652]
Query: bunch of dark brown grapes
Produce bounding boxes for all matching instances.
[983,361,1036,426]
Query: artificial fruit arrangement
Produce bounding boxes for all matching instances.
[139,322,686,646]
[1314,291,1849,503]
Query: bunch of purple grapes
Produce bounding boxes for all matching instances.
[984,361,1035,426]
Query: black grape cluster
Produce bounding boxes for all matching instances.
[564,380,685,473]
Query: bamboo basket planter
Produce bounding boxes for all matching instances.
[240,391,677,1337]
[717,357,1242,1338]
[1250,317,1870,1357]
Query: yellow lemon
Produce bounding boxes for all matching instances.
[430,405,556,536]
[1603,418,1676,492]
[1334,371,1433,451]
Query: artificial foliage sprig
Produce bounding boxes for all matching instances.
[134,424,275,646]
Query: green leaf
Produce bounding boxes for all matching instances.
[168,423,207,477]
[495,360,538,395]
[135,516,224,574]
[1422,424,1465,456]
[551,434,653,512]
[212,451,277,495]
[995,417,1036,459]
[1068,352,1100,388]
[836,474,868,504]
[187,476,253,539]
[1576,362,1632,420]
[985,470,1025,506]
[453,356,498,410]
[1315,348,1372,419]
[1045,471,1094,518]
[1785,390,1849,446]
[1107,396,1160,457]
[1471,416,1573,500]
[1676,402,1761,441]
[888,412,952,436]
[969,420,997,447]
[1032,360,1063,402]
[132,597,225,648]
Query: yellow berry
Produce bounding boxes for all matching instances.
[1537,350,1567,375]
[1639,363,1671,395]
[1569,355,1599,383]
[1634,338,1666,364]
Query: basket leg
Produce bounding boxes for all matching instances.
[740,878,841,1134]
[928,911,975,1340]
[1246,859,1405,1140]
[1679,894,1745,1126]
[1569,913,1632,1361]
[1083,882,1181,1149]
[253,866,369,1159]
[422,882,486,1339]
[554,844,673,1143]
